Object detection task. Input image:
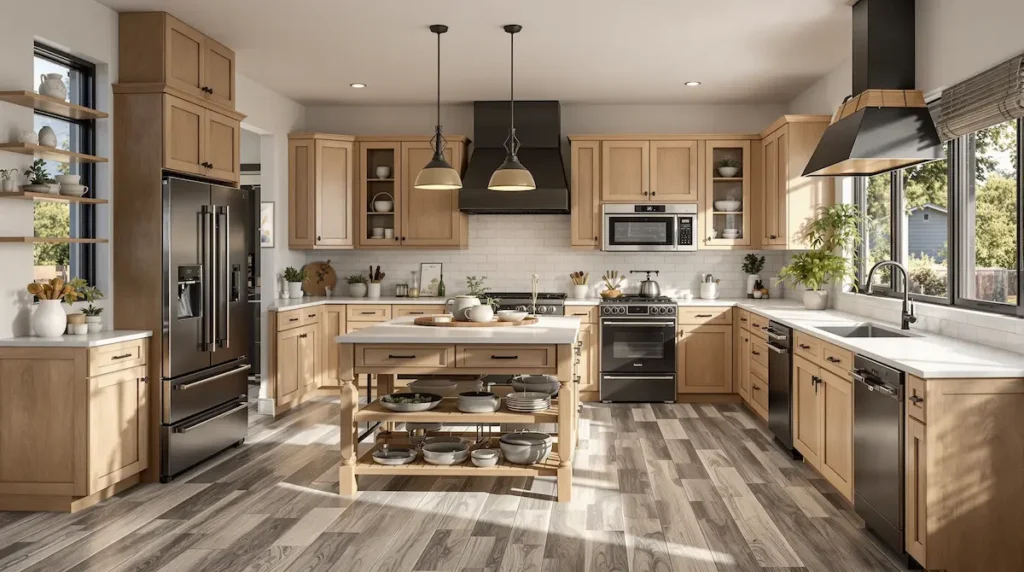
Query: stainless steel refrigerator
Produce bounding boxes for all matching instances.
[160,176,251,482]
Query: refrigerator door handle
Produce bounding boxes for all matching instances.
[216,205,230,349]
[200,206,215,352]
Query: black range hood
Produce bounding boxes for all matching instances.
[459,101,569,214]
[803,0,943,177]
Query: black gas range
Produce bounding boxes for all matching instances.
[490,292,566,316]
[599,296,678,403]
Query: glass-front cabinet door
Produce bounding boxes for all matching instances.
[702,140,752,249]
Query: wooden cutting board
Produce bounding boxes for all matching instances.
[302,261,337,296]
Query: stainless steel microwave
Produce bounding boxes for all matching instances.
[602,203,697,252]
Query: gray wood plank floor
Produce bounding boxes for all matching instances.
[0,398,907,572]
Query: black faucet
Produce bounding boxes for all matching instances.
[865,260,917,330]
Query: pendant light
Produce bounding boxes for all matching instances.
[488,24,536,192]
[414,24,462,191]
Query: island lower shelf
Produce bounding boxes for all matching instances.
[356,398,560,423]
[357,437,561,477]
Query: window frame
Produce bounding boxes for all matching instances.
[33,42,97,285]
[856,120,1022,317]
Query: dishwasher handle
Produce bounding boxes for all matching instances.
[852,369,898,398]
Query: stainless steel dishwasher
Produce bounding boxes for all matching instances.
[766,321,799,457]
[852,354,905,557]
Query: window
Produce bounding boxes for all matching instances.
[32,44,96,285]
[857,119,1022,317]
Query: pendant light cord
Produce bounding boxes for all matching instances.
[436,30,441,131]
[509,30,514,133]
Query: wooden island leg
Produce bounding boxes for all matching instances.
[339,343,358,496]
[557,344,575,502]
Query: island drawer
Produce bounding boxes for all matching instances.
[750,339,769,369]
[89,338,148,377]
[393,305,447,318]
[794,331,823,363]
[347,305,392,322]
[355,345,455,369]
[821,342,854,375]
[565,306,598,324]
[456,345,556,370]
[678,307,732,326]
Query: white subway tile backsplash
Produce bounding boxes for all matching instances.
[302,214,786,300]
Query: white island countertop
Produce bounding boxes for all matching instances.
[269,296,449,311]
[336,316,582,345]
[0,330,153,348]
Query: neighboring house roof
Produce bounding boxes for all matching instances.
[908,203,948,215]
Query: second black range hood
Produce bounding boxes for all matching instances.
[459,101,569,214]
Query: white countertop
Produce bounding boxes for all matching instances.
[0,330,153,348]
[335,316,582,345]
[738,304,1024,379]
[269,296,448,311]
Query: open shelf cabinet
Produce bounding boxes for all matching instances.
[0,90,109,121]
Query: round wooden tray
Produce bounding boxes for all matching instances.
[413,316,539,328]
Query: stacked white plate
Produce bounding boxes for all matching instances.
[505,391,551,413]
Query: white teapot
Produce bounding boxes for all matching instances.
[38,73,67,101]
[445,295,480,322]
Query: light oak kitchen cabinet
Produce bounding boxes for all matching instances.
[759,115,834,249]
[569,140,601,249]
[701,139,754,249]
[161,94,241,184]
[677,325,733,394]
[565,305,600,397]
[597,138,699,203]
[267,308,323,414]
[792,355,823,467]
[355,137,468,249]
[0,338,151,512]
[288,133,356,249]
[119,12,236,109]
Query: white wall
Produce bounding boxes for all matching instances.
[786,59,850,115]
[0,0,118,338]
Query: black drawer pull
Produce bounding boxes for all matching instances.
[388,355,416,359]
[490,355,519,360]
[826,356,841,363]
[299,333,307,339]
[288,318,299,322]
[751,351,760,356]
[798,344,811,350]
[360,311,376,315]
[407,312,425,315]
[740,318,747,322]
[694,314,713,318]
[307,313,317,318]
[111,353,134,361]
[752,384,761,390]
[909,395,924,404]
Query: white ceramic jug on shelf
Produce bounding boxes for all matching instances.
[38,73,67,100]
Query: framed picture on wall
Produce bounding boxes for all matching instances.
[420,263,442,297]
[260,202,275,248]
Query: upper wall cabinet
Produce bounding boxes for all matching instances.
[163,95,241,184]
[288,133,356,250]
[760,115,834,249]
[701,140,754,249]
[570,140,600,249]
[120,12,237,110]
[599,139,698,203]
[355,137,468,250]
[651,141,699,202]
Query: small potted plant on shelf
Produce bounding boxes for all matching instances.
[741,254,765,298]
[569,271,589,300]
[282,266,307,299]
[26,277,84,337]
[79,284,104,333]
[24,159,52,193]
[346,273,368,298]
[600,270,624,298]
[777,204,864,309]
[0,168,18,192]
[368,266,385,299]
[716,158,741,177]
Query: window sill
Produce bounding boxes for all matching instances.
[836,291,1024,334]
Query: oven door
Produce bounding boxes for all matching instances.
[603,214,677,251]
[600,318,676,373]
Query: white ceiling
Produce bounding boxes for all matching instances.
[96,0,852,106]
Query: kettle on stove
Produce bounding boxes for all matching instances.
[631,270,661,298]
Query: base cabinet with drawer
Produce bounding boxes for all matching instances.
[565,305,600,397]
[0,338,151,512]
[267,309,324,414]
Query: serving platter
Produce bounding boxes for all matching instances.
[413,316,539,328]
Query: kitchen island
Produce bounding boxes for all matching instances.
[335,316,581,502]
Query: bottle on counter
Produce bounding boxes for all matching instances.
[437,274,446,297]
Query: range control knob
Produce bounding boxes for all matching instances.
[617,306,627,315]
[515,305,528,312]
[664,306,675,315]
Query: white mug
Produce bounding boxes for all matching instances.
[371,227,384,238]
[375,166,391,179]
[384,228,394,239]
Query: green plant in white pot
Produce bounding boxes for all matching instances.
[283,266,307,299]
[346,274,368,298]
[778,204,863,310]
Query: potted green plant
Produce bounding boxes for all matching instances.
[0,168,18,192]
[777,204,864,309]
[741,254,765,298]
[24,159,52,193]
[79,284,104,332]
[282,266,307,299]
[346,273,369,298]
[716,158,741,177]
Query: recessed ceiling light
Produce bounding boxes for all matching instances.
[350,83,366,89]
[684,81,701,87]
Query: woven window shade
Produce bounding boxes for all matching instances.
[932,55,1024,141]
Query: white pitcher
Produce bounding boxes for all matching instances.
[445,295,480,321]
[38,73,67,101]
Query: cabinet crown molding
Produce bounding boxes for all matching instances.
[113,83,246,121]
[759,114,832,138]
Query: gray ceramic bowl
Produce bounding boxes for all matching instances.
[422,442,469,465]
[378,392,442,412]
[499,432,553,465]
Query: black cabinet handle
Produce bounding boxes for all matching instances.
[490,355,519,360]
[208,87,214,94]
[307,313,317,318]
[694,314,712,318]
[394,236,399,241]
[909,395,924,404]
[288,318,299,322]
[769,234,777,240]
[407,311,425,315]
[317,235,321,241]
[752,384,761,390]
[798,344,811,350]
[299,333,307,339]
[594,235,598,241]
[826,356,841,363]
[387,355,416,359]
[651,191,656,196]
[111,353,134,361]
[752,351,761,356]
[740,318,747,322]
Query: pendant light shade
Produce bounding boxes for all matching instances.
[488,24,536,192]
[415,24,462,191]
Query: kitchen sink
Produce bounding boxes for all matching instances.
[815,323,917,338]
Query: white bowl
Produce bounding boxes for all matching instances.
[378,392,443,412]
[717,166,740,177]
[407,379,457,397]
[511,375,560,395]
[714,200,741,212]
[496,310,528,322]
[471,448,501,467]
[422,442,469,465]
[373,200,394,213]
[457,391,500,413]
[55,174,81,185]
[59,184,88,197]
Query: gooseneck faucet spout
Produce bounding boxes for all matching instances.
[865,260,917,330]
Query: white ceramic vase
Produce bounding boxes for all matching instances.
[572,285,589,300]
[32,300,67,338]
[86,315,102,333]
[287,281,303,299]
[39,73,67,100]
[803,289,828,310]
[467,304,495,323]
[367,283,381,299]
[746,274,760,297]
[38,126,57,148]
[349,282,367,298]
[1,179,14,192]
